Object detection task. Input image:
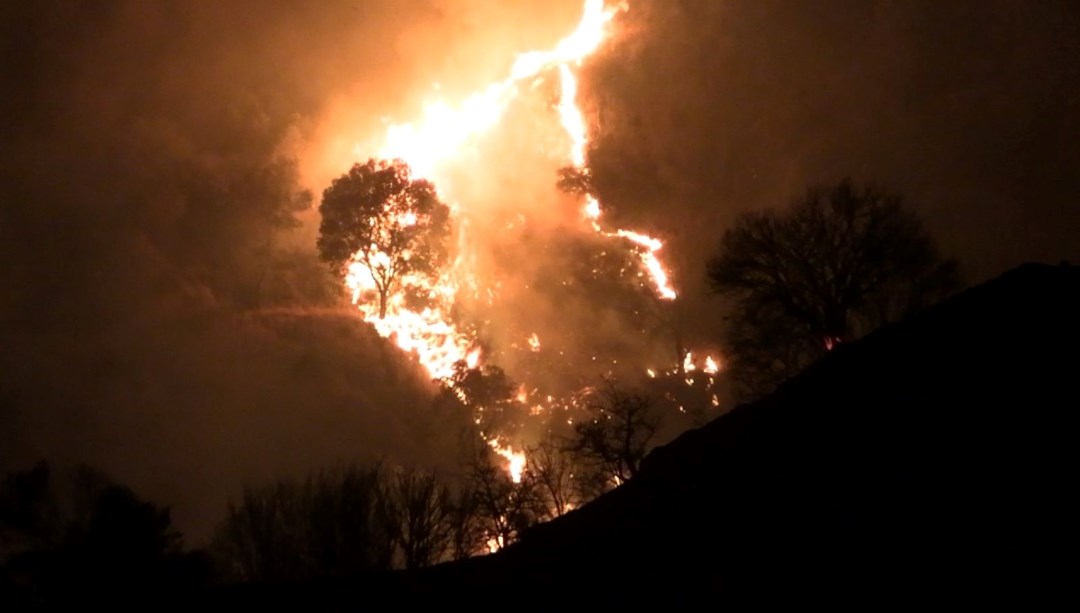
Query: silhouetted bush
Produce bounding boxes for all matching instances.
[0,461,209,606]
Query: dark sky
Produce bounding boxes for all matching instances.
[2,0,1078,543]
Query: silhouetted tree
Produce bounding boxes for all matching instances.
[212,464,394,582]
[385,468,455,569]
[317,158,450,318]
[464,445,545,551]
[568,382,661,495]
[0,462,207,606]
[439,361,525,437]
[528,435,581,517]
[213,463,489,576]
[212,479,306,582]
[707,178,960,398]
[305,466,394,574]
[446,487,485,561]
[0,461,59,552]
[556,165,594,196]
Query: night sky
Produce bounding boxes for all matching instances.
[2,0,1077,543]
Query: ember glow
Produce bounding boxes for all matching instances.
[704,355,720,375]
[648,351,723,388]
[683,351,697,374]
[683,352,724,383]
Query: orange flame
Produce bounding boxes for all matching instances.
[344,262,471,380]
[703,355,720,375]
[337,1,685,482]
[683,351,697,374]
[342,0,678,384]
[489,439,527,484]
[376,0,619,180]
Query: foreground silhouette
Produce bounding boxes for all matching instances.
[0,463,210,608]
[207,263,1079,606]
[707,178,960,399]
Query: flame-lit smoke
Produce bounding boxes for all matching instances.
[340,0,677,385]
[332,0,716,493]
[380,0,617,178]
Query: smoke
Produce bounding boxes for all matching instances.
[581,0,1080,307]
[0,0,588,543]
[3,0,1077,543]
[304,1,684,407]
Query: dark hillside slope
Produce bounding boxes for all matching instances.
[481,263,1079,603]
[216,263,1079,606]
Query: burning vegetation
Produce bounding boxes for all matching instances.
[6,0,1061,598]
[311,0,722,552]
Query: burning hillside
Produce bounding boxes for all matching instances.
[318,0,721,479]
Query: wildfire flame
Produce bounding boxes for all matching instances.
[338,1,686,481]
[704,355,720,375]
[378,0,617,180]
[648,351,723,388]
[489,439,527,484]
[341,0,676,383]
[344,264,468,380]
[683,352,697,374]
[486,536,505,554]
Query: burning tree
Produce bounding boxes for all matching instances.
[464,444,546,551]
[440,361,523,437]
[708,178,960,398]
[317,158,451,319]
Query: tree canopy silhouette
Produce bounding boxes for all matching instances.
[707,178,959,398]
[317,159,451,318]
[0,462,208,606]
[567,382,661,494]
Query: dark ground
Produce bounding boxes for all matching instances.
[204,262,1080,606]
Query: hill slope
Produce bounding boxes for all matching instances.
[220,263,1080,606]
